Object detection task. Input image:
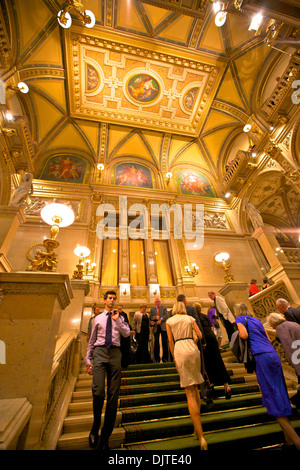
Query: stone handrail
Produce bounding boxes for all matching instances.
[41,330,80,449]
[249,280,291,322]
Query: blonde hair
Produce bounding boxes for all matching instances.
[234,302,254,317]
[172,301,187,316]
[193,302,202,315]
[267,312,286,328]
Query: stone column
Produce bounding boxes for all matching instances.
[0,272,73,449]
[251,226,287,271]
[0,206,26,272]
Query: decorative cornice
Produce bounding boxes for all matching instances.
[0,272,73,309]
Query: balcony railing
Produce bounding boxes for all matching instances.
[223,150,258,194]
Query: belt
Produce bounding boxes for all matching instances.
[97,345,120,349]
[175,337,193,343]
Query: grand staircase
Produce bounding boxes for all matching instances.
[57,350,300,451]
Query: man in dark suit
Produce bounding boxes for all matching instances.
[276,298,300,324]
[150,297,169,362]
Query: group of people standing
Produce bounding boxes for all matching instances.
[85,289,300,451]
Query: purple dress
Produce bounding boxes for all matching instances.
[236,315,292,417]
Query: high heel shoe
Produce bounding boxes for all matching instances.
[199,437,208,450]
[194,431,198,440]
[225,387,232,399]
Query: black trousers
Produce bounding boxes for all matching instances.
[219,314,236,341]
[91,346,122,443]
[153,326,168,362]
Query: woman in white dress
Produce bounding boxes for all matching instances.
[166,301,207,450]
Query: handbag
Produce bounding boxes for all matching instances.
[244,318,256,373]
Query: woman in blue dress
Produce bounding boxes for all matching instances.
[234,303,300,449]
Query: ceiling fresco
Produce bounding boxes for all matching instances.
[1,0,300,210]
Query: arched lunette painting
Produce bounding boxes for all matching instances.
[115,162,153,188]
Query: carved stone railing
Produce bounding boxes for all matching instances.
[264,325,298,385]
[262,52,300,120]
[40,330,80,449]
[282,248,300,264]
[222,150,258,194]
[249,280,291,322]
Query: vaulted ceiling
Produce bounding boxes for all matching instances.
[1,0,300,208]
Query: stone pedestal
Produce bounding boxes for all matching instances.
[0,272,73,449]
[0,206,26,272]
[0,398,32,449]
[219,282,252,313]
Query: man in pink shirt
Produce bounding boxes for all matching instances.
[86,290,130,450]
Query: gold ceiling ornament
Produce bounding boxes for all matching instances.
[26,202,75,272]
[57,0,95,29]
[214,251,236,283]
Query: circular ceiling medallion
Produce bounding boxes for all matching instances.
[125,72,161,106]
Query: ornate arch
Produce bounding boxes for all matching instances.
[240,169,300,237]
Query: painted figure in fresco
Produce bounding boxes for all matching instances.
[116,163,152,188]
[178,170,212,197]
[45,156,85,182]
[128,74,159,103]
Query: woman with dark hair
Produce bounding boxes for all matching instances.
[193,302,231,399]
[235,303,300,449]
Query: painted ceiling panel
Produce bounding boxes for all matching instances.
[3,0,297,198]
[197,13,225,54]
[156,15,196,46]
[202,126,237,166]
[109,131,156,164]
[21,27,63,68]
[26,78,66,113]
[44,122,93,155]
[14,0,53,57]
[30,92,65,144]
[172,141,210,172]
[141,3,176,30]
[202,108,241,135]
[108,127,133,158]
[225,13,256,51]
[77,120,101,158]
[115,0,149,34]
[216,66,248,112]
[233,44,271,105]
